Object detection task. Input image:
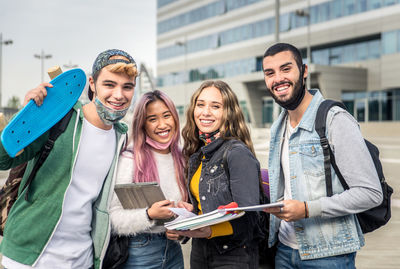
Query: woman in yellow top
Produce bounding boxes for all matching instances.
[174,80,262,269]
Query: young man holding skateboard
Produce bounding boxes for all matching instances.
[0,49,137,269]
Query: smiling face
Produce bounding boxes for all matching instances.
[144,99,176,153]
[194,86,224,134]
[89,68,135,111]
[263,50,307,108]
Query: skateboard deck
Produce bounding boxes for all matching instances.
[1,68,86,157]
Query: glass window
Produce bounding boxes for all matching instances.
[382,31,397,54]
[240,100,251,123]
[356,100,366,122]
[355,91,367,98]
[254,21,262,37]
[343,44,355,62]
[312,49,329,65]
[368,40,381,59]
[157,0,178,9]
[262,99,274,124]
[225,29,233,44]
[330,0,343,19]
[157,77,164,87]
[398,30,400,52]
[343,100,355,116]
[319,2,330,22]
[394,94,400,120]
[207,68,218,79]
[176,105,184,118]
[280,13,291,32]
[220,31,227,46]
[329,47,343,64]
[292,11,307,28]
[357,0,368,11]
[368,97,380,121]
[381,92,392,120]
[342,92,356,100]
[210,34,219,49]
[367,0,381,10]
[356,42,368,60]
[310,6,319,24]
[383,0,397,5]
[249,57,257,73]
[158,0,263,33]
[267,18,275,35]
[256,56,263,71]
[343,0,357,15]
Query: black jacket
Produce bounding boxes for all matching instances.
[187,138,261,253]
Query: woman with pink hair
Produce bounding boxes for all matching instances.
[109,90,187,269]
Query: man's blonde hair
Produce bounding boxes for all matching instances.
[105,55,138,78]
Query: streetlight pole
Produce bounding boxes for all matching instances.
[275,0,280,43]
[272,0,281,121]
[0,33,13,107]
[34,50,52,82]
[295,0,311,90]
[63,61,78,70]
[176,36,188,107]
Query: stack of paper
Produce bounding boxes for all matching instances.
[164,208,245,231]
[164,202,284,231]
[217,201,284,212]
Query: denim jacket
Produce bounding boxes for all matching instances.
[187,138,260,253]
[268,90,364,260]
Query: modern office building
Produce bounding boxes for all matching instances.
[157,0,400,127]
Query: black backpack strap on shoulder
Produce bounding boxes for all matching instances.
[315,100,347,197]
[22,109,74,201]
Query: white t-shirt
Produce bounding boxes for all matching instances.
[278,116,299,249]
[3,118,116,269]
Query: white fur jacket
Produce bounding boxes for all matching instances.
[109,148,182,235]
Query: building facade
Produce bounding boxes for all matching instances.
[157,0,400,127]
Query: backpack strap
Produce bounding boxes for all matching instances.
[21,109,74,201]
[222,140,269,203]
[315,100,348,197]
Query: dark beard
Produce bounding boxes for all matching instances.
[268,73,305,111]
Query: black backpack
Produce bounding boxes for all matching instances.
[315,100,393,233]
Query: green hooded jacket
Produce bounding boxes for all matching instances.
[0,101,128,269]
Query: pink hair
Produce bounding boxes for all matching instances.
[131,90,188,201]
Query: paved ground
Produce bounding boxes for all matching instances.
[0,129,399,268]
[180,207,400,268]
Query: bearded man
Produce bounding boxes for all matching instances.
[262,43,382,268]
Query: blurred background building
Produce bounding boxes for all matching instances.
[156,0,400,128]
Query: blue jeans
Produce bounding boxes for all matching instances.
[120,233,184,269]
[275,242,356,269]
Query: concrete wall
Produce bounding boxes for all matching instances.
[313,64,368,100]
[360,122,400,138]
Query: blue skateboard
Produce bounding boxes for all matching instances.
[1,68,86,157]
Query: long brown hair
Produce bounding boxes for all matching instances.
[182,80,255,163]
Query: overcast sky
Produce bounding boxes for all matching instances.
[0,0,156,107]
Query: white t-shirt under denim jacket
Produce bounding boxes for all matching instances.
[268,90,383,259]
